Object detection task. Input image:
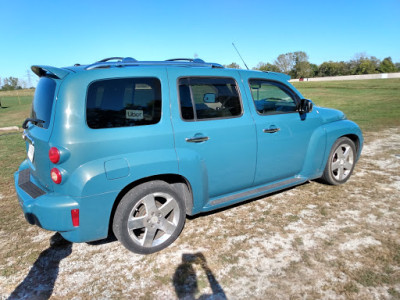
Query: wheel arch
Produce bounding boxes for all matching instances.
[108,174,193,237]
[342,133,361,159]
[322,120,364,167]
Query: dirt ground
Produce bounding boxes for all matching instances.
[1,128,400,299]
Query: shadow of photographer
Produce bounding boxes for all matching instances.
[8,233,72,300]
[173,252,227,300]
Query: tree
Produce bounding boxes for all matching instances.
[379,57,397,73]
[254,62,280,72]
[356,58,379,74]
[309,63,319,77]
[292,61,311,78]
[349,53,380,75]
[225,62,241,69]
[290,51,312,78]
[272,51,313,78]
[318,61,350,77]
[274,53,295,74]
[1,76,21,90]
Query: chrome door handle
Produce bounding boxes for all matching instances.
[263,128,280,133]
[186,136,209,143]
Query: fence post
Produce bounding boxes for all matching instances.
[17,91,21,105]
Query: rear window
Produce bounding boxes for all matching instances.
[31,77,56,129]
[86,78,161,129]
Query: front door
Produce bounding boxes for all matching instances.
[244,78,322,185]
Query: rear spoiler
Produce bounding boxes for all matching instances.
[31,65,71,79]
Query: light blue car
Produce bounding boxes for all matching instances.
[14,57,363,254]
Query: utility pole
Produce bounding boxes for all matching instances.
[26,70,32,88]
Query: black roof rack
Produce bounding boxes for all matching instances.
[165,58,205,63]
[85,57,223,70]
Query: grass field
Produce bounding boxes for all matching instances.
[0,90,34,128]
[0,80,399,298]
[292,78,400,132]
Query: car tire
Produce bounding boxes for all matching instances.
[321,137,356,185]
[113,180,186,254]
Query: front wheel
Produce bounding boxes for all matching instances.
[113,181,186,254]
[321,137,356,185]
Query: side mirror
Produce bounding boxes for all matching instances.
[203,93,216,103]
[299,99,313,113]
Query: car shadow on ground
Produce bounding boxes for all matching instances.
[173,252,227,299]
[86,233,118,246]
[8,233,72,300]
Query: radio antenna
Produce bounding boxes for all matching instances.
[232,42,249,70]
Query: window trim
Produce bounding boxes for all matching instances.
[248,78,301,116]
[85,76,162,130]
[177,76,244,122]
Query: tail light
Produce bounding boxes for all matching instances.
[49,147,60,164]
[50,168,62,184]
[71,209,79,227]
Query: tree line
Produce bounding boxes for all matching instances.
[225,52,400,79]
[0,70,35,91]
[0,77,25,91]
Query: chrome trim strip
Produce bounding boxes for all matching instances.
[210,177,302,206]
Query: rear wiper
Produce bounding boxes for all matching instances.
[22,118,45,129]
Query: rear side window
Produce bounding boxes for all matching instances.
[86,78,161,129]
[31,77,56,129]
[178,77,242,121]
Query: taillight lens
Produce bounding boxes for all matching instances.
[71,209,79,227]
[49,147,60,164]
[50,168,62,184]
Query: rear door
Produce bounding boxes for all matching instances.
[168,68,257,204]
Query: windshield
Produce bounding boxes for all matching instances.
[31,77,56,129]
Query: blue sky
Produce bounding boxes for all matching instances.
[1,0,399,84]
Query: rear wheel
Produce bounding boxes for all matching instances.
[113,180,186,254]
[321,137,356,185]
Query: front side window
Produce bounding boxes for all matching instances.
[86,78,161,129]
[249,80,298,115]
[178,77,242,120]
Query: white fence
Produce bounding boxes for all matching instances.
[290,72,400,82]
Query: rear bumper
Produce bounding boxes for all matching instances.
[14,165,115,243]
[15,168,79,232]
